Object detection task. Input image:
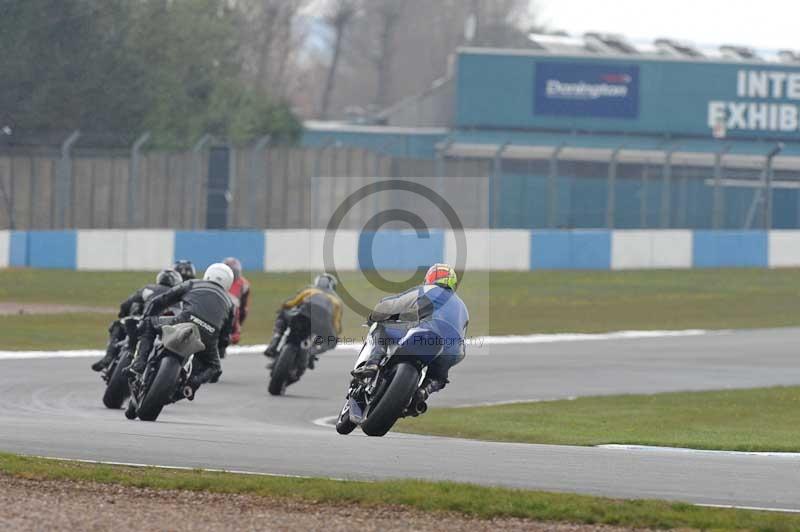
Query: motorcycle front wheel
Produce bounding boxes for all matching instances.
[268,344,297,396]
[102,350,132,409]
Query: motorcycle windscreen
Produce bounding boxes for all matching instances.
[396,327,444,365]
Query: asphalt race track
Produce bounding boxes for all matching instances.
[1,328,800,511]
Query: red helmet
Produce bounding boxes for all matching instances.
[223,257,242,280]
[424,263,457,290]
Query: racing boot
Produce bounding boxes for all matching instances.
[414,378,447,405]
[264,334,281,357]
[125,336,152,378]
[351,352,383,379]
[90,343,118,372]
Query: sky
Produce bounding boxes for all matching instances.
[538,0,800,52]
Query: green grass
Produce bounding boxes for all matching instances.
[3,268,800,349]
[396,386,800,452]
[2,453,799,530]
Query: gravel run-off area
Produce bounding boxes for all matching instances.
[0,474,649,532]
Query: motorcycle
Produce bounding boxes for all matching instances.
[125,321,205,422]
[335,320,442,437]
[99,317,140,409]
[268,307,317,396]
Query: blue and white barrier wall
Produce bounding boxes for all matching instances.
[1,229,799,271]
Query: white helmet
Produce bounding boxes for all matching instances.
[203,263,234,291]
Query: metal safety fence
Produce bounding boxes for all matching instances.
[2,133,799,230]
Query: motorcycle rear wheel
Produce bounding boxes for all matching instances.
[137,356,182,421]
[361,362,420,437]
[102,350,132,409]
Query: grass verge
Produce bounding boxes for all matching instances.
[1,452,799,530]
[3,268,800,349]
[396,386,800,452]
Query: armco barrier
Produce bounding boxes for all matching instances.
[0,229,797,271]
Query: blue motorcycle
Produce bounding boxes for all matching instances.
[336,320,446,437]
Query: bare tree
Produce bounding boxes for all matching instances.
[319,0,358,119]
[303,0,545,120]
[238,0,310,100]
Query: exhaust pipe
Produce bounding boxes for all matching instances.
[182,385,194,400]
[413,401,428,416]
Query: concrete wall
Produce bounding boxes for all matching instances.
[2,229,798,271]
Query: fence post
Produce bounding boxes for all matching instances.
[490,142,510,229]
[56,130,80,229]
[712,144,730,229]
[312,140,336,230]
[435,138,453,228]
[606,145,624,229]
[247,135,271,229]
[660,146,680,228]
[127,132,150,228]
[548,143,566,228]
[764,143,784,230]
[191,133,212,230]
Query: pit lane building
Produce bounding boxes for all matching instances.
[303,34,800,230]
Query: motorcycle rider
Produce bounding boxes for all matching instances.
[352,263,468,405]
[223,257,251,345]
[91,269,183,372]
[263,273,342,369]
[173,260,196,281]
[128,263,235,397]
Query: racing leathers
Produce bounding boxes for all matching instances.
[228,275,251,345]
[91,283,171,372]
[355,284,469,401]
[130,280,235,391]
[264,287,343,367]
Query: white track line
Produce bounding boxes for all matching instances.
[312,415,338,428]
[597,444,800,459]
[697,504,800,514]
[0,329,714,360]
[36,455,350,482]
[32,456,800,513]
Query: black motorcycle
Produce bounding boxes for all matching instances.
[268,307,318,396]
[336,321,439,437]
[125,322,205,422]
[100,317,140,409]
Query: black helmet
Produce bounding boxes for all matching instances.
[313,273,337,292]
[173,260,196,281]
[156,269,182,287]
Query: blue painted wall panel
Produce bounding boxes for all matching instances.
[359,230,443,270]
[530,231,571,269]
[9,231,28,267]
[531,230,611,269]
[693,231,768,268]
[27,231,77,269]
[174,231,265,272]
[571,231,612,269]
